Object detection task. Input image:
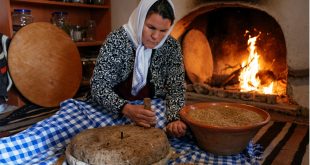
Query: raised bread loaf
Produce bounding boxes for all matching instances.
[66,125,170,165]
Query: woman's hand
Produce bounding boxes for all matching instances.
[122,103,156,128]
[166,120,187,138]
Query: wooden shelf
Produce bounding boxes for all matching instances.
[76,41,103,47]
[11,0,110,9]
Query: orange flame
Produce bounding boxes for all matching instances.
[239,32,274,94]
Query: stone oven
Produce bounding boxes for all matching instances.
[171,0,309,116]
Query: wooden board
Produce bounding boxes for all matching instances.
[182,29,213,84]
[8,22,82,107]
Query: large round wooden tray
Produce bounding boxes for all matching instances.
[182,29,213,84]
[8,22,82,107]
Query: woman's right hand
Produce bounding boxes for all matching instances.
[122,103,156,127]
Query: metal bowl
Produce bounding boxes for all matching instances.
[180,102,270,155]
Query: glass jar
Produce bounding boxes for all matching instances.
[86,20,96,41]
[85,0,94,4]
[51,11,70,34]
[94,0,104,5]
[71,25,83,42]
[12,9,33,34]
[81,58,96,80]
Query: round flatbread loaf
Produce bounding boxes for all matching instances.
[182,29,213,84]
[66,125,171,165]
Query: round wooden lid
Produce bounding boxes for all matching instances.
[8,22,82,107]
[182,29,213,84]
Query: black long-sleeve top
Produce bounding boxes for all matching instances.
[90,27,185,122]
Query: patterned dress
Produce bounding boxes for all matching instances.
[90,26,186,122]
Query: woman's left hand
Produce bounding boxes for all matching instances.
[166,120,187,138]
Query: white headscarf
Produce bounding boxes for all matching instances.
[123,0,175,96]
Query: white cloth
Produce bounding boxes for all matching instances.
[123,0,175,96]
[0,34,13,100]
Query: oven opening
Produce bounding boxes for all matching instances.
[177,7,290,106]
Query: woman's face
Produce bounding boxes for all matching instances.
[142,13,172,49]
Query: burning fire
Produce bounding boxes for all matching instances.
[239,31,274,94]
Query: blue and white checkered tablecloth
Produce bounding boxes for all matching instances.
[0,99,262,165]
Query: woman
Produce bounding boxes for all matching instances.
[90,0,187,137]
[0,0,187,164]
